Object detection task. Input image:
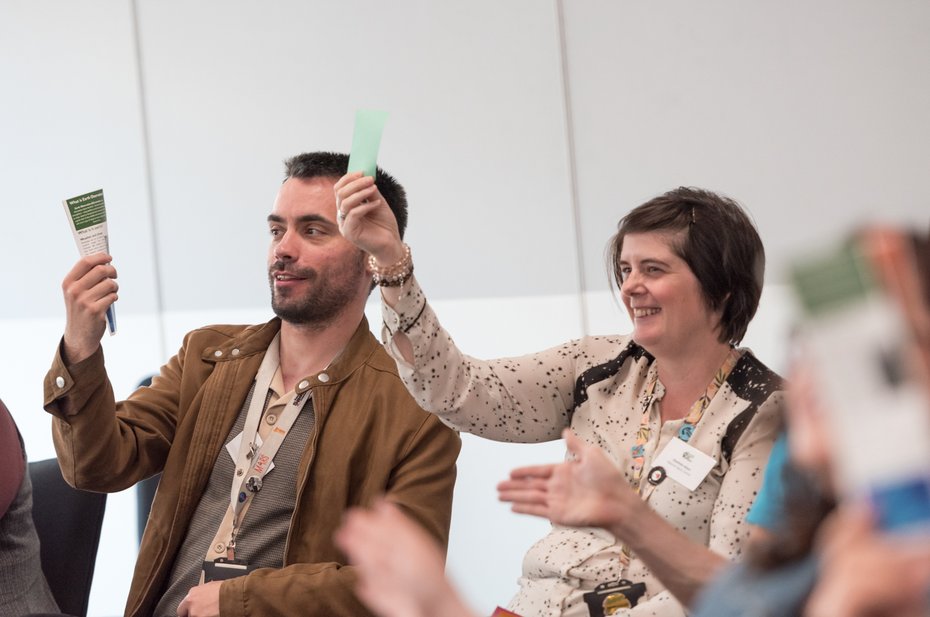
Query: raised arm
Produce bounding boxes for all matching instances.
[44,333,182,491]
[335,171,579,443]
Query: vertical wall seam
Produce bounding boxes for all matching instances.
[554,0,590,337]
[129,0,168,359]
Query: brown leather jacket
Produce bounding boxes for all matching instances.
[44,317,460,617]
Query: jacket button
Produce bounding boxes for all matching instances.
[231,348,240,356]
[55,376,65,388]
[317,373,330,383]
[298,379,310,389]
[214,350,223,357]
[266,414,277,425]
[214,543,225,553]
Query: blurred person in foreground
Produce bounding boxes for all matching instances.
[691,226,930,617]
[337,174,783,617]
[802,227,930,617]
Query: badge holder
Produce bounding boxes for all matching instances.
[202,557,258,583]
[583,579,647,616]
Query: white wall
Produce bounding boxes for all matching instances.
[1,1,927,615]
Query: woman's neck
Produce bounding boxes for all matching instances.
[655,341,734,422]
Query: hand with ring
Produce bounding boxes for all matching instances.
[334,171,406,267]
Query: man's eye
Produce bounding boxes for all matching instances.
[269,228,282,237]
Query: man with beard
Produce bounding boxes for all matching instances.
[42,152,460,617]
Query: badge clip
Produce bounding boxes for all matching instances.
[582,579,647,616]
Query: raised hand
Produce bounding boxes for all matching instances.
[334,171,406,267]
[61,253,118,364]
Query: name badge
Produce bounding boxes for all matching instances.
[650,438,715,491]
[582,579,647,616]
[202,558,257,583]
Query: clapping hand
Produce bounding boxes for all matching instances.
[498,429,640,530]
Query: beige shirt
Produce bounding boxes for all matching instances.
[382,279,783,617]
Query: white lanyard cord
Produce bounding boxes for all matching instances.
[226,333,307,555]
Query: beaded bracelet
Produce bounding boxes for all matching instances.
[369,243,413,287]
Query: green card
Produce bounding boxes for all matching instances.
[347,109,389,177]
[64,189,107,231]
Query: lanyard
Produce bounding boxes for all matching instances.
[630,348,741,486]
[226,333,308,559]
[620,347,742,567]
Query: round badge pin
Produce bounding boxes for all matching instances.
[246,476,263,493]
[647,466,666,486]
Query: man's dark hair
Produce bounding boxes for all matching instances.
[607,186,765,346]
[283,151,408,238]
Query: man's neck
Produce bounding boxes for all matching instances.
[278,310,364,392]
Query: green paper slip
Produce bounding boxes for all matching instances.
[347,109,389,177]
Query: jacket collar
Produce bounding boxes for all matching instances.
[201,319,282,363]
[201,316,378,390]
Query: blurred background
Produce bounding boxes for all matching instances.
[1,1,927,614]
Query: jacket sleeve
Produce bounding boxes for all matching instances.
[381,277,580,444]
[219,561,367,616]
[42,337,184,491]
[218,402,462,617]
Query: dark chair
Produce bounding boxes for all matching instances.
[136,472,161,544]
[29,459,107,617]
[133,374,161,545]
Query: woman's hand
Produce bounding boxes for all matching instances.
[498,429,639,531]
[335,499,475,617]
[334,171,406,267]
[500,428,728,606]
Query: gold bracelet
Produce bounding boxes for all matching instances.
[369,244,413,287]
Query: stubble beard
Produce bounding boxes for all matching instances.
[269,254,367,328]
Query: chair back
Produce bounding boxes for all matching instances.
[136,472,161,544]
[28,458,107,617]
